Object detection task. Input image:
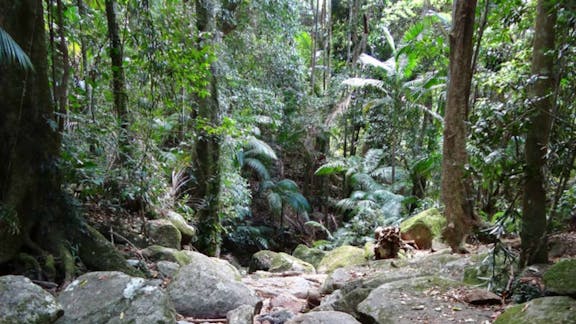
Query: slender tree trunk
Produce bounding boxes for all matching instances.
[521,0,557,267]
[56,0,70,132]
[441,0,477,253]
[192,0,223,257]
[105,0,129,160]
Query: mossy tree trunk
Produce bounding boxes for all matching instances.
[192,0,223,257]
[440,0,477,253]
[0,0,140,281]
[105,0,129,163]
[521,0,557,267]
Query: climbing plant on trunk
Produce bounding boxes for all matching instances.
[192,0,224,257]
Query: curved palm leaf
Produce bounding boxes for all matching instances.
[0,28,33,70]
[243,157,270,180]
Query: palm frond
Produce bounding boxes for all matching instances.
[304,221,333,240]
[0,28,33,70]
[244,136,278,160]
[282,191,310,212]
[315,160,347,176]
[382,27,396,53]
[275,179,300,192]
[342,77,386,91]
[266,192,282,216]
[358,53,395,76]
[243,157,271,180]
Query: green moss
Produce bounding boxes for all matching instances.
[142,245,192,265]
[494,296,576,324]
[400,208,445,238]
[543,258,576,295]
[317,245,366,273]
[270,252,315,273]
[292,244,326,267]
[78,225,143,277]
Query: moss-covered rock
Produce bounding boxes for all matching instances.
[292,244,326,268]
[543,258,576,296]
[364,242,375,260]
[270,252,315,273]
[145,219,181,249]
[400,208,445,250]
[77,225,143,277]
[249,250,278,273]
[317,245,366,273]
[165,210,197,244]
[494,296,576,324]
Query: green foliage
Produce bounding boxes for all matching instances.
[0,28,33,70]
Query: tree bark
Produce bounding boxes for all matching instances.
[441,0,477,253]
[521,0,557,267]
[105,0,129,160]
[192,0,223,257]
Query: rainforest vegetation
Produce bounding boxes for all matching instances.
[0,0,575,283]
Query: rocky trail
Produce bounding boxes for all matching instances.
[1,209,575,323]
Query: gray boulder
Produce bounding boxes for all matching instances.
[168,255,260,318]
[156,260,180,278]
[146,219,181,249]
[495,296,576,324]
[0,275,63,323]
[287,311,361,324]
[56,271,176,323]
[227,305,255,324]
[357,276,484,324]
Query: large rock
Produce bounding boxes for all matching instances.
[543,258,576,296]
[400,208,445,249]
[494,296,576,324]
[142,245,240,279]
[145,219,181,249]
[56,271,176,323]
[249,250,277,273]
[164,210,197,244]
[293,244,327,268]
[227,304,255,324]
[317,246,366,273]
[250,250,315,274]
[287,311,361,324]
[168,256,260,318]
[0,275,64,323]
[357,276,492,324]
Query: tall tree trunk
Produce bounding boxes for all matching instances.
[521,0,557,267]
[0,0,60,266]
[105,0,129,161]
[441,0,477,253]
[0,0,139,281]
[55,0,70,132]
[192,0,223,257]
